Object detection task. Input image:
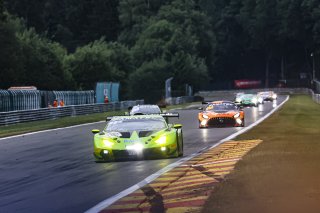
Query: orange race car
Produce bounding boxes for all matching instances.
[198,101,245,128]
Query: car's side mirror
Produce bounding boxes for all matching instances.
[173,124,182,129]
[92,129,100,134]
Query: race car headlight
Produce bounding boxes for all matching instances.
[155,136,166,145]
[252,98,258,104]
[236,118,242,124]
[103,140,114,147]
[234,113,240,118]
[202,114,209,119]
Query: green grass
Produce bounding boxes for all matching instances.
[0,102,200,138]
[202,95,320,213]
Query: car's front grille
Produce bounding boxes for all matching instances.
[112,150,137,159]
[207,117,235,126]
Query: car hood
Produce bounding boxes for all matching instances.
[102,128,167,140]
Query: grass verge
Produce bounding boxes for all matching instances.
[202,95,320,213]
[0,102,200,138]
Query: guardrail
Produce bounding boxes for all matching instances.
[0,100,144,126]
[166,96,195,105]
[310,90,320,104]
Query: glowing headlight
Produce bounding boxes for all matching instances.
[236,118,242,124]
[126,143,143,151]
[202,114,209,119]
[235,98,241,102]
[201,120,207,126]
[155,136,166,145]
[252,98,257,104]
[103,140,114,147]
[234,113,240,118]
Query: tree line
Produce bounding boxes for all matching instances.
[1,0,320,102]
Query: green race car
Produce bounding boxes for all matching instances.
[235,94,262,107]
[92,114,183,162]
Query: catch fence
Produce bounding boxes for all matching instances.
[0,90,95,112]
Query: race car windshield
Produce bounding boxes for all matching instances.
[206,103,238,112]
[242,94,254,98]
[106,118,167,132]
[130,106,161,115]
[259,92,270,96]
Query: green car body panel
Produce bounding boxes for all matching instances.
[92,115,183,161]
[235,94,259,107]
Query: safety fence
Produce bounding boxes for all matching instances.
[0,100,144,126]
[0,90,95,112]
[0,90,41,112]
[52,91,95,106]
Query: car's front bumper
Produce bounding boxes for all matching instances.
[199,117,243,128]
[94,144,178,161]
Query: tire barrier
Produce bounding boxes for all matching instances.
[0,100,144,126]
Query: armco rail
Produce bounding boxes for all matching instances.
[0,100,143,126]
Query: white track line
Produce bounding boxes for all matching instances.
[85,96,289,213]
[0,121,105,141]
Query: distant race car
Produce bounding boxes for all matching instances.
[235,94,262,107]
[198,101,245,128]
[128,105,162,115]
[257,91,277,101]
[92,114,183,162]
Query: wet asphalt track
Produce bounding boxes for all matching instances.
[0,96,286,213]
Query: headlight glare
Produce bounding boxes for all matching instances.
[252,98,257,103]
[103,140,114,147]
[234,113,240,118]
[126,144,143,151]
[202,114,209,119]
[155,136,166,145]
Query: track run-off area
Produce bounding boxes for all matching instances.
[0,96,288,213]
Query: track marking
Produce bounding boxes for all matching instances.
[86,96,289,213]
[0,121,106,141]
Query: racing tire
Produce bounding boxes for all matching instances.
[241,119,245,127]
[178,131,184,157]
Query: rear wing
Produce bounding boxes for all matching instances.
[106,112,179,122]
[159,112,179,118]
